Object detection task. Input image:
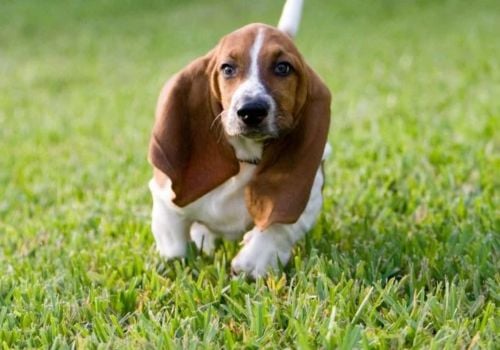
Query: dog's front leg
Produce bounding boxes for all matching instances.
[231,168,325,279]
[149,179,191,259]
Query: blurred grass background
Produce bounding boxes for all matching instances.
[0,0,498,348]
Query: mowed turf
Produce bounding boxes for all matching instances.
[0,0,498,348]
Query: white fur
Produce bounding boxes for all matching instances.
[190,222,216,255]
[149,144,331,278]
[223,29,278,137]
[227,136,263,161]
[149,162,256,243]
[277,0,304,38]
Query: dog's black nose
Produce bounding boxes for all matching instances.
[237,99,270,126]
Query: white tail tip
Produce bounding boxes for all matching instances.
[277,0,304,38]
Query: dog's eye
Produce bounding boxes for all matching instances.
[221,63,237,78]
[274,62,292,76]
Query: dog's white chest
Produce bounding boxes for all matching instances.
[152,163,256,239]
[185,162,256,237]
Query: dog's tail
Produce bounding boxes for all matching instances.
[277,0,304,38]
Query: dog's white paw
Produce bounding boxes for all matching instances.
[231,229,292,279]
[156,240,187,259]
[190,222,216,255]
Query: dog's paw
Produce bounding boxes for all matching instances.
[231,229,292,279]
[190,222,216,255]
[156,240,187,260]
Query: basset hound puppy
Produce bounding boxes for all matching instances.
[148,0,331,278]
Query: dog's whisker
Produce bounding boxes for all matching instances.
[210,112,223,131]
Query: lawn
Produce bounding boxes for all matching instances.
[0,0,498,348]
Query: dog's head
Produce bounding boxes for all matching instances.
[149,23,331,228]
[211,24,308,140]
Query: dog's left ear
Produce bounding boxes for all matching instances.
[246,66,331,229]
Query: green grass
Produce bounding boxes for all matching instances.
[1,0,499,348]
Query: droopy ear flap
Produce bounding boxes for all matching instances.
[246,66,331,229]
[148,53,239,206]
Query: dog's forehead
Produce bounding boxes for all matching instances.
[217,23,298,57]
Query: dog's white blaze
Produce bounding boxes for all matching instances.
[224,28,277,137]
[232,29,266,104]
[225,30,266,160]
[247,28,265,87]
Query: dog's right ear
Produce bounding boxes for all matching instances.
[148,53,239,206]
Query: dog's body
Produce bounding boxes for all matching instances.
[148,0,331,278]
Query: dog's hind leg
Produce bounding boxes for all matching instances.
[190,222,217,255]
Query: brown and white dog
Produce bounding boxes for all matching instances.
[148,0,331,278]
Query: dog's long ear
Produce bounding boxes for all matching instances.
[148,53,239,206]
[246,66,331,229]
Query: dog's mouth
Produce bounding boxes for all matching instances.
[239,127,276,141]
[221,111,278,140]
